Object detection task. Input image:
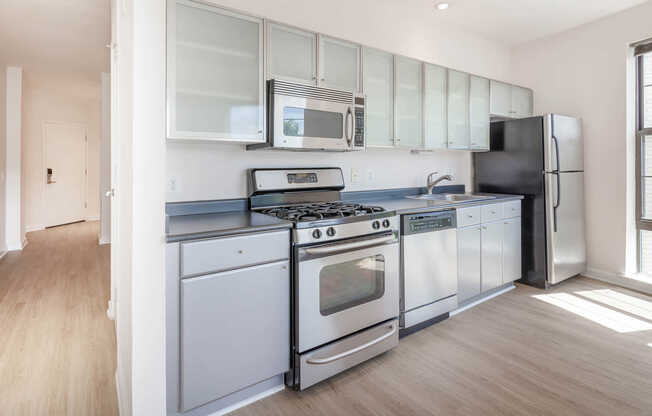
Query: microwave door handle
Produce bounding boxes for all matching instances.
[345,106,353,147]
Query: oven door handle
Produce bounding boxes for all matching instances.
[303,235,396,255]
[305,322,397,365]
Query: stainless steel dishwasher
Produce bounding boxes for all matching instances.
[400,210,458,335]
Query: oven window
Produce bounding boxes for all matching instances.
[283,107,343,139]
[319,255,385,316]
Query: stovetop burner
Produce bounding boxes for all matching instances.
[260,202,385,222]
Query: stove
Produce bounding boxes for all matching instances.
[248,167,400,391]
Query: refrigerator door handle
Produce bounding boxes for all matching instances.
[553,172,560,232]
[552,134,561,173]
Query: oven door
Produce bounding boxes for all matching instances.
[296,232,399,353]
[272,94,354,151]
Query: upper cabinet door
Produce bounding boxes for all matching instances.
[319,36,360,92]
[363,48,394,147]
[395,57,423,148]
[424,64,447,150]
[469,76,490,150]
[447,70,470,149]
[490,80,511,118]
[512,86,533,118]
[167,0,264,142]
[267,23,317,85]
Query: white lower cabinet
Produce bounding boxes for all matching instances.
[481,221,503,292]
[502,217,522,283]
[457,201,522,303]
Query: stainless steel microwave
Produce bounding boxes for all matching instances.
[247,79,365,152]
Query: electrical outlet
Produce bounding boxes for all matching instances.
[168,177,178,193]
[351,168,361,184]
[366,169,375,182]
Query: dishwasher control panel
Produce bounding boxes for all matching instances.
[402,210,457,235]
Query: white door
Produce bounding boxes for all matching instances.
[319,35,360,92]
[44,122,86,227]
[469,76,490,150]
[447,70,470,149]
[267,23,317,85]
[481,221,503,291]
[457,225,482,303]
[424,63,447,150]
[490,80,511,117]
[395,56,422,148]
[502,217,522,283]
[363,47,394,147]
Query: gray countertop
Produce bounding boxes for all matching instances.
[166,211,293,243]
[350,193,524,215]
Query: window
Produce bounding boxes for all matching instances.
[636,48,652,274]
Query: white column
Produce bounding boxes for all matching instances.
[5,67,23,251]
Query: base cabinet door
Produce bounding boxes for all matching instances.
[502,217,522,283]
[179,261,290,411]
[481,221,503,292]
[458,226,482,303]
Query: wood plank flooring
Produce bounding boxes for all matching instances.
[0,221,118,415]
[235,278,652,416]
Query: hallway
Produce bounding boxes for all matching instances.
[0,221,118,415]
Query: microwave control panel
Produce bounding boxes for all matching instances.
[354,95,365,148]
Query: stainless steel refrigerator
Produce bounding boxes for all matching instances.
[474,114,586,288]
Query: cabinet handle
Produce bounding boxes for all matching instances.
[257,129,263,134]
[320,78,325,81]
[467,214,473,218]
[491,211,496,214]
[482,226,487,230]
[237,250,244,254]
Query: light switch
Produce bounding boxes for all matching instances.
[351,168,360,184]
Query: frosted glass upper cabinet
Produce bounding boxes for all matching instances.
[167,0,265,142]
[490,80,511,118]
[395,57,423,148]
[267,23,317,85]
[424,64,447,150]
[447,70,470,149]
[363,48,394,147]
[319,36,360,92]
[511,86,533,118]
[469,76,490,151]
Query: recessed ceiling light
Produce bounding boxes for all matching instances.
[436,2,449,10]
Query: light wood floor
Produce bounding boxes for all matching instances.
[0,221,118,415]
[236,277,652,416]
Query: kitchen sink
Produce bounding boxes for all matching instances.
[405,193,497,202]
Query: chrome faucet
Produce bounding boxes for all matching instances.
[426,172,454,194]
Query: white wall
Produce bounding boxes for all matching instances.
[167,0,515,202]
[0,65,6,255]
[6,67,23,250]
[21,70,102,230]
[510,1,652,280]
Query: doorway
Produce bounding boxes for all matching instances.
[43,122,88,228]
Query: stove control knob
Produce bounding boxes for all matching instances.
[372,221,381,230]
[382,219,391,228]
[312,229,322,239]
[326,227,336,237]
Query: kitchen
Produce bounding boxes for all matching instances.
[155,0,651,415]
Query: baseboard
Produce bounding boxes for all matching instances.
[584,268,652,295]
[99,236,111,245]
[0,250,7,261]
[450,284,516,316]
[25,224,45,232]
[208,383,285,416]
[86,216,100,221]
[107,300,116,321]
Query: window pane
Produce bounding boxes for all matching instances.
[641,231,652,274]
[645,54,652,128]
[319,255,385,316]
[644,53,652,86]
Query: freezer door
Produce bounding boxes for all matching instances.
[545,171,586,284]
[544,114,584,172]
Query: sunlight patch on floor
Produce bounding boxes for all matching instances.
[574,289,652,322]
[532,293,652,333]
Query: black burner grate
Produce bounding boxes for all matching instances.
[260,202,385,222]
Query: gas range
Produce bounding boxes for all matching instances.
[249,169,398,244]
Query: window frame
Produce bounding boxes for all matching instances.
[635,53,652,273]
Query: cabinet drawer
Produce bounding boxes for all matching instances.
[481,204,503,223]
[503,200,521,218]
[457,206,482,227]
[181,230,289,277]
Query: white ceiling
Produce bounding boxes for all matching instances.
[426,0,651,46]
[0,0,110,82]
